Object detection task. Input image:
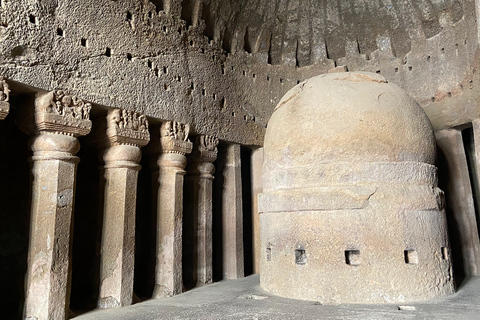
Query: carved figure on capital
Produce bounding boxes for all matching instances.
[106,108,150,147]
[20,90,94,136]
[194,135,219,163]
[161,120,190,141]
[0,76,10,120]
[160,120,193,155]
[41,90,91,120]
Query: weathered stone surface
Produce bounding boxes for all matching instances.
[259,72,454,304]
[98,109,150,309]
[251,147,263,274]
[0,76,10,120]
[222,144,244,279]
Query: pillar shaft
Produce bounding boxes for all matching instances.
[152,121,192,298]
[21,90,92,320]
[98,109,150,308]
[436,128,480,276]
[186,135,218,286]
[194,163,215,285]
[154,153,187,297]
[25,138,79,320]
[251,147,263,274]
[222,144,244,279]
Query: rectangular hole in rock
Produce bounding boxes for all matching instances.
[81,38,87,47]
[345,250,361,266]
[442,247,449,260]
[404,249,418,264]
[57,28,64,37]
[105,47,111,57]
[29,14,36,24]
[295,248,307,265]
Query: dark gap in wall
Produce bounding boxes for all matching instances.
[241,147,253,277]
[181,0,193,27]
[81,38,87,47]
[243,27,252,53]
[404,249,418,264]
[150,0,163,13]
[437,144,466,287]
[295,40,299,67]
[295,249,307,265]
[462,127,480,245]
[105,47,111,57]
[57,28,64,37]
[202,3,215,42]
[390,29,411,59]
[212,143,225,282]
[267,32,273,64]
[134,153,156,299]
[70,137,101,314]
[0,95,32,320]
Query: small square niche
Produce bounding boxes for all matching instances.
[404,250,418,264]
[441,247,449,260]
[266,246,272,262]
[345,250,361,266]
[295,248,307,265]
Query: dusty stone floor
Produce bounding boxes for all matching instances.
[75,275,480,320]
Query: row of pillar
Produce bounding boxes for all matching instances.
[0,83,247,320]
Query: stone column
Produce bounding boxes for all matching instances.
[0,76,10,120]
[436,129,480,276]
[186,135,219,286]
[152,121,192,298]
[19,90,92,320]
[251,147,263,274]
[222,144,244,279]
[97,109,150,308]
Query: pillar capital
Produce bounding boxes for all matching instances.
[0,76,10,120]
[187,135,218,178]
[106,108,150,148]
[18,90,92,137]
[159,120,193,155]
[100,108,150,169]
[192,135,219,163]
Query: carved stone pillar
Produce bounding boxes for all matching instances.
[152,121,192,298]
[222,144,244,279]
[0,76,10,120]
[19,90,92,320]
[251,147,264,274]
[97,109,150,308]
[185,135,218,286]
[437,128,480,276]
